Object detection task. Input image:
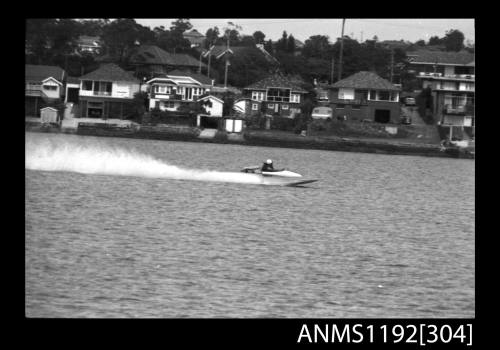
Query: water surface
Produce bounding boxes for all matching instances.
[25,132,475,318]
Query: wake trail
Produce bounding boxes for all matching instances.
[25,137,264,185]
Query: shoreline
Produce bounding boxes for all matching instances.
[25,123,474,160]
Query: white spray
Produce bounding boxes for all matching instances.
[25,137,267,185]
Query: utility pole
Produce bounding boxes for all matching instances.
[207,52,211,78]
[330,57,335,84]
[390,48,394,83]
[199,51,202,74]
[224,34,229,88]
[338,18,346,81]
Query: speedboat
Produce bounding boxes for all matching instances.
[241,166,318,186]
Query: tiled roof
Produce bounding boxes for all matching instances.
[128,45,206,68]
[331,71,400,91]
[183,29,205,38]
[79,63,140,83]
[409,50,475,65]
[167,69,213,85]
[244,74,308,93]
[25,64,65,83]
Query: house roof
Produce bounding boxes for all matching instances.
[330,71,400,91]
[244,74,308,93]
[128,45,205,68]
[198,95,224,104]
[409,50,475,66]
[25,64,65,83]
[167,69,213,85]
[79,63,140,83]
[183,29,205,38]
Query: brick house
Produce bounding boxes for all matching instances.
[409,50,475,135]
[78,63,141,119]
[326,71,401,123]
[242,74,307,118]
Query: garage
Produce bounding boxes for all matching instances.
[200,115,219,129]
[374,109,391,123]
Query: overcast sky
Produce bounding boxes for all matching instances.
[135,18,475,44]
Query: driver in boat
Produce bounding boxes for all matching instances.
[261,159,275,172]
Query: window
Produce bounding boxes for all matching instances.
[368,90,377,100]
[377,91,390,101]
[252,91,264,101]
[267,88,290,102]
[291,93,301,103]
[390,92,399,102]
[82,80,93,90]
[267,103,275,109]
[282,104,289,110]
[252,103,259,111]
[156,85,171,94]
[338,88,355,100]
[43,85,57,91]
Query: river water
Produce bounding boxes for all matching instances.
[25,132,475,318]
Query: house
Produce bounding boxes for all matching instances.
[127,45,206,79]
[78,63,141,118]
[183,29,206,48]
[326,71,401,123]
[242,74,308,118]
[410,50,475,135]
[25,64,66,117]
[196,95,225,129]
[76,35,102,55]
[146,70,214,112]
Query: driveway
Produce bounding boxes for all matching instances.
[401,106,426,126]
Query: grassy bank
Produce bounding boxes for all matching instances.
[25,122,473,159]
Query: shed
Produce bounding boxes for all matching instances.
[40,107,59,123]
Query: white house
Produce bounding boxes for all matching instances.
[147,70,214,112]
[78,63,141,118]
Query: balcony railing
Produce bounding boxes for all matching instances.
[335,98,368,105]
[418,72,475,80]
[444,104,475,115]
[151,93,185,100]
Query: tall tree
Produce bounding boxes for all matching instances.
[302,35,332,60]
[276,31,288,52]
[252,31,266,44]
[205,27,220,48]
[443,29,465,51]
[428,35,442,46]
[287,34,296,53]
[170,18,192,34]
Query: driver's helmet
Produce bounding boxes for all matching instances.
[266,159,273,164]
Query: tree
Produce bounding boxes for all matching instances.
[443,29,465,51]
[101,19,147,63]
[302,35,332,59]
[287,34,296,53]
[276,31,288,52]
[428,35,442,46]
[239,35,256,47]
[205,27,220,48]
[252,31,266,44]
[415,39,426,46]
[170,18,192,34]
[264,39,274,53]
